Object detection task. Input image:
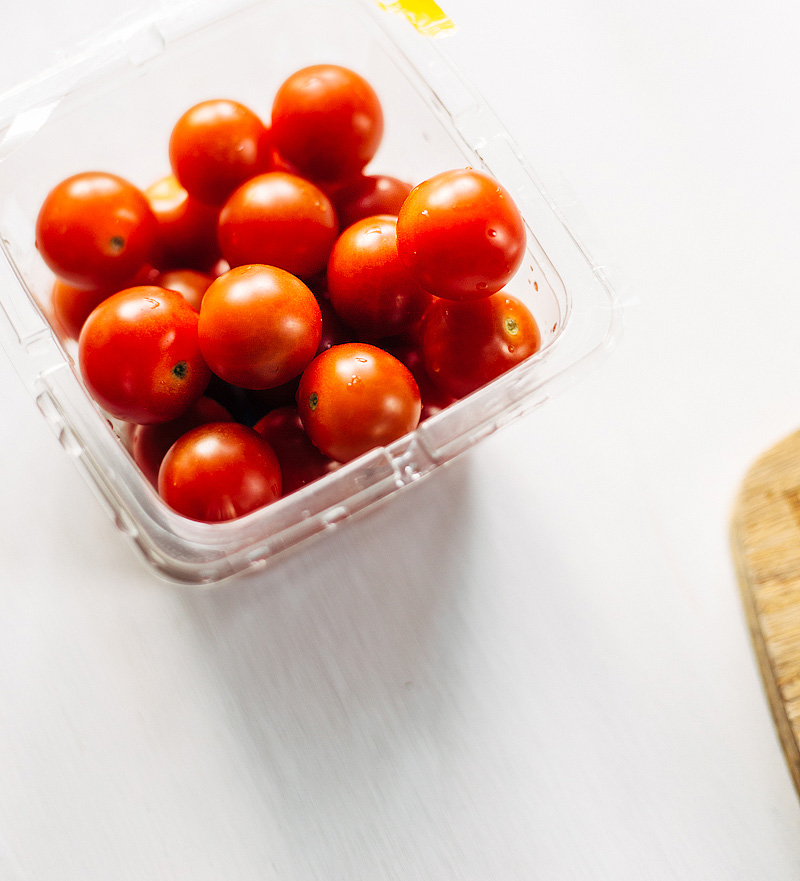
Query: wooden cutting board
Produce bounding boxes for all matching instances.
[731,428,800,794]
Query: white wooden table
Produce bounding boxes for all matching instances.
[2,0,800,877]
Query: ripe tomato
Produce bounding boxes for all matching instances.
[218,172,338,279]
[419,292,541,399]
[332,174,413,229]
[36,172,157,289]
[270,64,384,182]
[253,405,337,495]
[79,285,211,424]
[168,99,269,206]
[144,174,221,270]
[297,343,421,463]
[198,264,322,390]
[396,168,526,300]
[327,214,432,339]
[156,268,214,312]
[130,396,232,487]
[158,422,282,522]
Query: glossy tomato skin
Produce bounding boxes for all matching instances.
[332,174,413,229]
[36,172,157,290]
[156,268,214,312]
[254,405,337,495]
[130,396,232,487]
[419,292,541,399]
[79,285,211,424]
[327,214,433,340]
[396,168,526,300]
[144,174,221,270]
[158,422,281,522]
[218,172,338,279]
[169,99,269,206]
[297,343,421,463]
[271,64,384,183]
[198,264,322,390]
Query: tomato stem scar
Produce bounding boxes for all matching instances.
[308,392,318,410]
[505,317,519,335]
[172,361,189,380]
[109,235,125,253]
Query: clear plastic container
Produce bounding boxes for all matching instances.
[0,0,622,584]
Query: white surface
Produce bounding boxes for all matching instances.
[2,0,800,877]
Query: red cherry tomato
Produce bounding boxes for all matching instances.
[130,396,232,487]
[253,405,337,495]
[396,168,526,300]
[155,268,214,312]
[36,172,157,289]
[198,264,322,390]
[297,343,421,463]
[158,422,282,522]
[333,174,413,229]
[419,292,541,399]
[79,285,211,424]
[327,214,432,339]
[218,172,338,279]
[144,174,221,270]
[271,64,384,183]
[168,99,269,206]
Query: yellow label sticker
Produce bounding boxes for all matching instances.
[377,0,456,37]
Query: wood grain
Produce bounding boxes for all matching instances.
[731,429,800,793]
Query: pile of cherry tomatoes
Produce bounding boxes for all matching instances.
[35,63,541,523]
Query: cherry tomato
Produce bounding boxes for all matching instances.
[168,99,269,206]
[254,406,337,495]
[271,64,384,182]
[158,422,282,522]
[79,285,211,424]
[156,268,214,312]
[297,343,421,463]
[198,264,322,390]
[217,172,338,279]
[130,396,232,487]
[144,174,221,270]
[333,174,413,229]
[36,172,157,289]
[419,292,541,399]
[396,168,526,300]
[327,214,433,340]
